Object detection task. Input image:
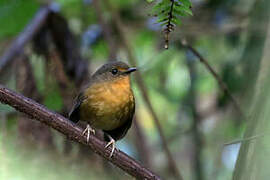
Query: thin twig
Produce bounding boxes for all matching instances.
[106,2,183,180]
[224,133,266,146]
[181,40,245,118]
[0,6,50,76]
[0,85,161,180]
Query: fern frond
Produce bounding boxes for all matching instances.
[150,0,192,49]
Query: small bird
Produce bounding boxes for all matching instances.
[69,61,136,157]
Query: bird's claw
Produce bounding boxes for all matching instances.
[82,124,95,143]
[105,138,116,158]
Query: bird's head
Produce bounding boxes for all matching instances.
[92,61,136,83]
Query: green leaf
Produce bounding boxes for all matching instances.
[153,2,170,12]
[171,17,181,25]
[173,7,191,17]
[159,5,172,14]
[179,0,192,7]
[157,17,169,23]
[174,3,193,16]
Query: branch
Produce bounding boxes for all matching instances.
[0,6,50,76]
[0,85,161,180]
[181,40,245,118]
[105,2,183,180]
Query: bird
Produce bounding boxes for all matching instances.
[68,61,136,157]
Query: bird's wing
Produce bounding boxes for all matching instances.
[68,93,85,123]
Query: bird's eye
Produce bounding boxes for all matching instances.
[111,68,118,75]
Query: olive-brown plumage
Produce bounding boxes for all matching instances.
[68,61,136,157]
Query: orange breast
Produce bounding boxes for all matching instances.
[80,76,134,130]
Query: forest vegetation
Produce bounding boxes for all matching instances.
[1,0,270,179]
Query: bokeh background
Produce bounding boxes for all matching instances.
[1,0,270,179]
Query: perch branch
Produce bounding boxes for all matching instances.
[0,85,161,180]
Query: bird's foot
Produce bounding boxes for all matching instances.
[82,124,95,143]
[105,137,116,158]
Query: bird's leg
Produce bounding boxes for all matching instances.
[82,124,95,143]
[105,135,116,158]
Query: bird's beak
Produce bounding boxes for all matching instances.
[125,67,137,74]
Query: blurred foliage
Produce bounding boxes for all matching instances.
[0,0,39,39]
[0,134,120,180]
